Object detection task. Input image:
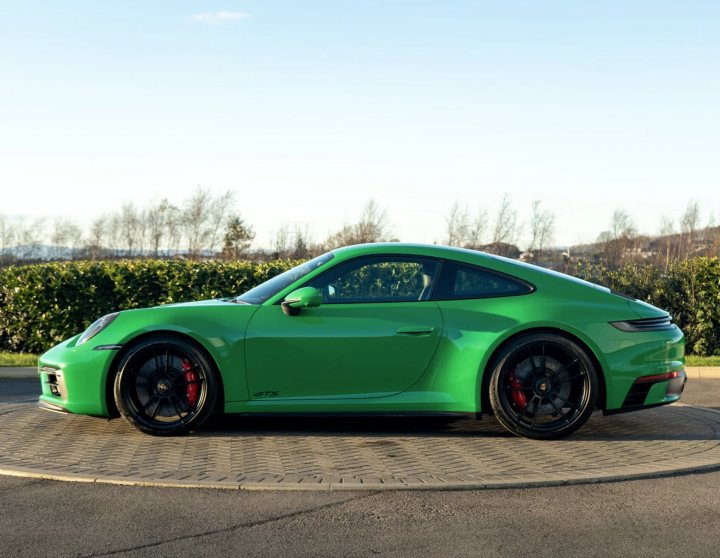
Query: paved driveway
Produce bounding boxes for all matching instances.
[1,379,719,557]
[2,379,720,490]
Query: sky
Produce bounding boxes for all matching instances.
[1,0,718,249]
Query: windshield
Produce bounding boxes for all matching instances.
[236,252,335,304]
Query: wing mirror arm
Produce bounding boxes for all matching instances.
[281,287,323,316]
[281,299,302,316]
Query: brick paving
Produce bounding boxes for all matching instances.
[1,402,719,490]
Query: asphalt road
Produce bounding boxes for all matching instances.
[1,378,719,558]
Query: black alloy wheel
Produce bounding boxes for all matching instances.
[113,336,218,436]
[489,333,598,439]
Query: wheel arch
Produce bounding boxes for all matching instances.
[479,326,607,415]
[105,329,226,417]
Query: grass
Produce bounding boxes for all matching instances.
[0,352,719,368]
[0,352,38,367]
[685,355,720,367]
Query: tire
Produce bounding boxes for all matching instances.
[488,333,598,440]
[113,336,218,436]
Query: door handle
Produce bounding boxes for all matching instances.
[395,326,435,336]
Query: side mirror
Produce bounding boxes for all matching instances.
[281,287,323,316]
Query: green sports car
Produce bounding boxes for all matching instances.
[38,243,686,439]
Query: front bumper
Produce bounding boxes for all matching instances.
[37,399,72,414]
[37,335,119,417]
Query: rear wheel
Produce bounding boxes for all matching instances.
[113,336,218,436]
[488,333,598,439]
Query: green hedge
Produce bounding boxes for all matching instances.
[575,257,720,356]
[1,257,719,356]
[0,260,297,353]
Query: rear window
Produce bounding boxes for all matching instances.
[433,262,533,300]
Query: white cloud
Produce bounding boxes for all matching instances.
[190,11,250,24]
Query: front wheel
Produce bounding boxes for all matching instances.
[488,333,598,439]
[113,336,218,436]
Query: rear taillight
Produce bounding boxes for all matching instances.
[635,370,681,383]
[610,316,674,332]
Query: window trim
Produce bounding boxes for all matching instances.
[273,254,536,305]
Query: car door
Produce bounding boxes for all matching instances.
[244,255,444,400]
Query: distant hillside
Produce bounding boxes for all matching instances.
[566,225,720,264]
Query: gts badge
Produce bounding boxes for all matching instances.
[254,391,279,398]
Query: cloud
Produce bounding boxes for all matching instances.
[190,11,250,24]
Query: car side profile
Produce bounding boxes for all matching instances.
[38,243,686,439]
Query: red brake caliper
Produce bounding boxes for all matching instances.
[181,359,199,407]
[508,371,527,410]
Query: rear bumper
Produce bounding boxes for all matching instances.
[604,369,686,415]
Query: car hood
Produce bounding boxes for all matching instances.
[158,299,252,309]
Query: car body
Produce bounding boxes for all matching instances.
[38,243,686,438]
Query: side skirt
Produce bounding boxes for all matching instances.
[217,411,480,419]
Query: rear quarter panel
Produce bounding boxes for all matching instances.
[424,271,673,412]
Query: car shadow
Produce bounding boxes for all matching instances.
[203,414,513,438]
[196,406,720,442]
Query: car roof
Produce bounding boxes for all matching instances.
[331,242,492,261]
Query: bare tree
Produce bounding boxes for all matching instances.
[86,216,106,260]
[445,202,488,249]
[106,214,123,257]
[16,219,42,260]
[0,215,15,263]
[119,202,141,257]
[354,199,390,244]
[2,189,248,263]
[610,209,636,241]
[707,213,720,257]
[51,219,68,259]
[597,230,612,245]
[179,188,239,258]
[467,209,488,249]
[273,225,291,258]
[445,202,470,247]
[537,217,555,256]
[145,200,174,258]
[489,194,520,254]
[207,191,236,254]
[325,199,391,248]
[680,200,701,259]
[492,194,518,244]
[164,204,182,257]
[135,210,147,255]
[601,209,637,268]
[291,224,314,258]
[658,216,675,271]
[51,218,83,259]
[324,224,354,249]
[528,200,556,257]
[182,188,212,258]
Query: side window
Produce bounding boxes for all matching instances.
[434,262,532,300]
[306,257,439,303]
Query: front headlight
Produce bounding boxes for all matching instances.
[77,312,120,346]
